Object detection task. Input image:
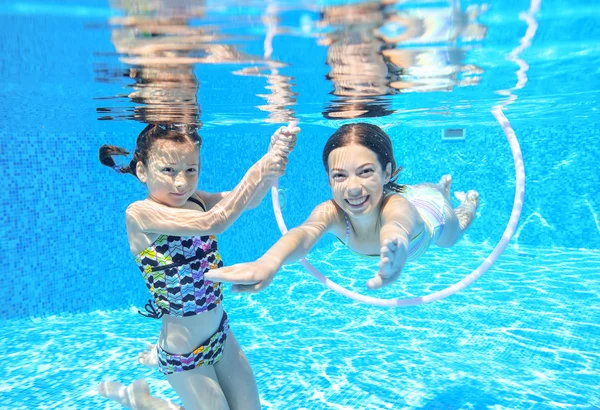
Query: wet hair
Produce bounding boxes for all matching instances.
[322,123,406,193]
[99,124,202,178]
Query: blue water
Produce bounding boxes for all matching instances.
[1,0,599,408]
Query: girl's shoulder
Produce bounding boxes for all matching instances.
[312,199,346,237]
[379,192,419,222]
[382,192,409,205]
[126,198,153,215]
[380,192,415,214]
[125,199,151,229]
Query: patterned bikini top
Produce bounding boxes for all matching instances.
[134,197,223,318]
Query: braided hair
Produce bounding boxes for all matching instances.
[99,124,201,178]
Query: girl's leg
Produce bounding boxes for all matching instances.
[214,330,261,410]
[167,365,230,410]
[98,379,183,410]
[437,179,479,248]
[453,190,479,233]
[415,175,479,248]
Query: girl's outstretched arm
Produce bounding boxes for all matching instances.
[204,200,340,293]
[366,195,417,290]
[126,148,290,239]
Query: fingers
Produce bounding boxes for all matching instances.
[269,125,299,155]
[284,125,301,135]
[271,138,296,156]
[379,257,391,269]
[367,270,400,290]
[380,236,399,257]
[271,124,300,143]
[231,282,266,294]
[204,266,259,285]
[366,275,384,290]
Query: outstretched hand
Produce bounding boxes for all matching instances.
[366,235,405,290]
[204,261,278,294]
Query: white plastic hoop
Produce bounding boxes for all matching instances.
[271,98,526,306]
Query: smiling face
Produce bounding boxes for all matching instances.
[137,139,200,207]
[327,143,391,217]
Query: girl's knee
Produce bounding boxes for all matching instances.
[436,214,462,247]
[168,367,230,410]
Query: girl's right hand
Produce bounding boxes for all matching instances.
[260,150,289,181]
[268,122,300,153]
[204,261,278,293]
[261,123,298,180]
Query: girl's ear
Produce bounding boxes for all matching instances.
[384,162,392,184]
[136,161,147,184]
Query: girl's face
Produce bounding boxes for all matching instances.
[137,140,200,207]
[327,143,391,217]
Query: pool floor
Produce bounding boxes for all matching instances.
[2,243,599,409]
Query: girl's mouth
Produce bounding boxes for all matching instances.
[345,195,369,208]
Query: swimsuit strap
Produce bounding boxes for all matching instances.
[188,196,207,211]
[137,299,164,319]
[344,213,351,244]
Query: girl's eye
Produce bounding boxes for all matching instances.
[332,174,345,181]
[163,167,174,173]
[361,169,374,176]
[187,168,198,174]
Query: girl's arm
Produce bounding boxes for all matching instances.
[259,200,340,269]
[126,152,285,237]
[196,178,271,212]
[203,200,341,292]
[366,194,418,289]
[197,124,299,211]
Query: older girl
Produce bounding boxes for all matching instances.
[204,123,478,292]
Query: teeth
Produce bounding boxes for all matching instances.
[347,197,367,206]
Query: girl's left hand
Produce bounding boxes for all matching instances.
[204,261,277,293]
[269,123,300,154]
[367,236,404,289]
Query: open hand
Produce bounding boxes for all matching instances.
[204,261,278,293]
[366,235,405,290]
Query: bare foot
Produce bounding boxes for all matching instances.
[98,380,137,409]
[454,190,479,231]
[98,379,182,410]
[139,344,159,368]
[439,174,453,201]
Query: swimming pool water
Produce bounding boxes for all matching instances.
[2,243,599,409]
[1,0,599,408]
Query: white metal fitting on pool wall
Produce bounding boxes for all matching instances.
[442,128,466,141]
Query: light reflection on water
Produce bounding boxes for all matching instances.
[2,244,599,408]
[94,0,489,126]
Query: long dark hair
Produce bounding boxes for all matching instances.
[99,124,202,178]
[322,123,406,193]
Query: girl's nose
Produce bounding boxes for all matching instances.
[174,173,186,187]
[346,177,362,196]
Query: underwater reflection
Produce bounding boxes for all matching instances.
[95,0,297,125]
[234,2,298,123]
[318,0,488,119]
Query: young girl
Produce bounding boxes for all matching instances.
[97,122,299,410]
[204,122,479,292]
